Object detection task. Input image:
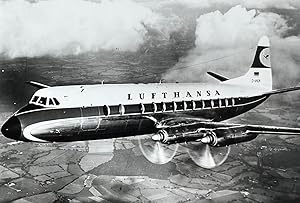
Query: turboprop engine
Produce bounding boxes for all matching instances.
[139,125,258,169]
[151,126,257,147]
[199,127,258,147]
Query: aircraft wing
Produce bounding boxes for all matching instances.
[140,116,300,168]
[155,117,300,136]
[244,124,300,135]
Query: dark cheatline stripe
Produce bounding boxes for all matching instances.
[14,95,268,142]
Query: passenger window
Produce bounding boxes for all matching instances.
[185,101,194,110]
[213,99,219,107]
[53,98,60,105]
[38,97,47,105]
[32,96,39,103]
[176,102,184,110]
[156,103,163,112]
[220,99,226,107]
[227,98,233,106]
[194,100,202,109]
[204,100,211,108]
[165,102,174,111]
[144,103,155,113]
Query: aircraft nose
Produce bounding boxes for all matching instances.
[1,116,21,140]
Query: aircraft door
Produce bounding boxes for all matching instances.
[81,107,100,131]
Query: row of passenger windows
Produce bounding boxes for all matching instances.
[31,96,60,106]
[97,97,257,116]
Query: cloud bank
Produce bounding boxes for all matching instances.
[163,6,300,90]
[0,0,165,58]
[167,0,300,10]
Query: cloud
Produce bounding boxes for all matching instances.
[0,0,165,58]
[162,6,300,91]
[167,0,300,9]
[194,7,289,50]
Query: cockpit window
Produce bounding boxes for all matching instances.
[38,97,47,105]
[32,96,39,103]
[53,98,60,105]
[49,98,55,105]
[30,96,60,106]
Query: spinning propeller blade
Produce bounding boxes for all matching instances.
[138,134,178,164]
[186,135,231,169]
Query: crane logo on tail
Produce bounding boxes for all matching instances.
[259,48,271,68]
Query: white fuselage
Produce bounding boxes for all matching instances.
[30,83,267,108]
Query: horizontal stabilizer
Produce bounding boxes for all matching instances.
[26,81,50,89]
[207,71,229,82]
[263,86,300,96]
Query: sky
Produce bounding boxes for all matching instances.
[161,4,300,89]
[0,0,299,89]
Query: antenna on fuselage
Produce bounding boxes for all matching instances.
[159,79,165,84]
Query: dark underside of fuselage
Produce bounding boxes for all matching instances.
[5,95,268,142]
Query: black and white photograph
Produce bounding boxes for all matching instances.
[0,0,300,202]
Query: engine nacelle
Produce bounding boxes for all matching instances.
[151,129,206,144]
[201,127,258,147]
[152,126,258,147]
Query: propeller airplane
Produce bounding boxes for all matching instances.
[2,36,300,168]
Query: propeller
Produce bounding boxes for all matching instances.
[138,133,178,164]
[186,132,231,169]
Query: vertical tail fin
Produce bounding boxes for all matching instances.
[251,36,271,68]
[224,36,272,91]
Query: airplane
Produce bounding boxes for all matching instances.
[1,36,300,169]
